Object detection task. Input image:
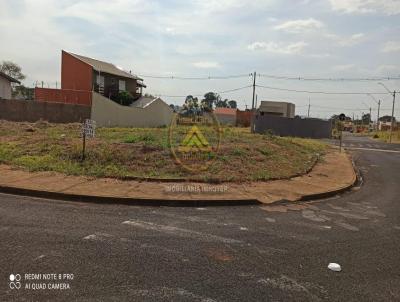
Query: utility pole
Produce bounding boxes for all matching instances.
[250,71,257,133]
[255,94,258,109]
[389,91,396,143]
[251,71,256,110]
[377,99,381,131]
[369,107,372,128]
[378,83,396,143]
[307,97,311,117]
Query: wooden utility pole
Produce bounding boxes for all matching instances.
[307,97,311,117]
[389,91,396,143]
[377,99,381,130]
[250,71,257,133]
[369,107,372,128]
[251,71,256,110]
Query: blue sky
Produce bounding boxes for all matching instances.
[1,0,400,119]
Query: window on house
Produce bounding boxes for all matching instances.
[119,80,125,91]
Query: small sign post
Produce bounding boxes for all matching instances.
[338,113,346,153]
[81,119,96,161]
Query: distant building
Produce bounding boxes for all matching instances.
[214,107,237,125]
[379,121,398,131]
[35,50,146,105]
[258,101,295,118]
[32,50,172,127]
[0,71,20,100]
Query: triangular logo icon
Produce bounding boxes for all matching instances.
[178,125,212,152]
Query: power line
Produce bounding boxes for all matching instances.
[258,74,400,82]
[137,73,251,80]
[255,84,391,95]
[153,85,252,98]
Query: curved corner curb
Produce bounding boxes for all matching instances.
[265,153,359,206]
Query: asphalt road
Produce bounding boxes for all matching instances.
[1,134,400,301]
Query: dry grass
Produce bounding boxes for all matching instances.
[0,120,327,182]
[371,130,400,143]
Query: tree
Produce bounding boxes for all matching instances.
[0,61,26,80]
[183,95,199,114]
[228,100,237,109]
[12,85,34,100]
[202,92,220,111]
[114,91,134,106]
[215,98,228,108]
[144,93,156,98]
[362,113,371,124]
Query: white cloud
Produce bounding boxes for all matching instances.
[375,64,400,74]
[329,0,400,15]
[325,32,365,46]
[192,61,221,68]
[248,41,307,54]
[332,64,355,71]
[198,0,276,12]
[382,41,400,53]
[274,18,324,33]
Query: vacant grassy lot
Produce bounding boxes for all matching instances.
[0,120,326,182]
[371,130,400,143]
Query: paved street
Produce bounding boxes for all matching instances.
[331,132,400,153]
[1,134,400,301]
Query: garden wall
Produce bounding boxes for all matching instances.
[0,99,91,123]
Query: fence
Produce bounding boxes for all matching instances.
[254,114,332,139]
[0,99,91,123]
[236,110,252,127]
[35,87,92,106]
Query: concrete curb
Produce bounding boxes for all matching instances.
[0,157,358,207]
[0,185,261,207]
[271,152,359,206]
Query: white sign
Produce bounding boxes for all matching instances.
[82,119,96,138]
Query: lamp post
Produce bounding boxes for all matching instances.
[378,83,396,143]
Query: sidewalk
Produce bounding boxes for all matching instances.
[0,150,357,206]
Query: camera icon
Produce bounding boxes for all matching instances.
[9,274,21,289]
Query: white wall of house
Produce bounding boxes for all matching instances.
[91,92,173,127]
[0,76,12,99]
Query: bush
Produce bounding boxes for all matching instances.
[114,91,134,106]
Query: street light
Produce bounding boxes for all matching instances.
[367,93,381,131]
[377,82,396,143]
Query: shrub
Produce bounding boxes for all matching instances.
[114,91,134,106]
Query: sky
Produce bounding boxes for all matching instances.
[1,0,400,119]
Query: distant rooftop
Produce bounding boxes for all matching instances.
[0,71,20,84]
[214,107,237,115]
